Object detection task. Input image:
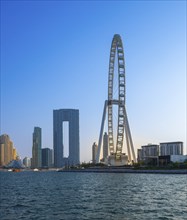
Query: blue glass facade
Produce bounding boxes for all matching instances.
[32,127,42,168]
[53,109,80,167]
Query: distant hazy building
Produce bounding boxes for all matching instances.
[92,142,98,164]
[137,149,143,162]
[103,132,108,161]
[53,109,80,167]
[0,134,17,166]
[32,127,42,168]
[160,142,183,156]
[23,157,31,168]
[42,148,52,168]
[13,148,17,160]
[7,159,24,169]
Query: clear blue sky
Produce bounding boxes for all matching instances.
[1,0,186,162]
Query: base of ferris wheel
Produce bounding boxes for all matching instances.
[96,99,137,166]
[103,153,129,166]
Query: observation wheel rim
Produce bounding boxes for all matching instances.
[108,34,125,159]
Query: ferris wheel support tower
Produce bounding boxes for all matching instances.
[96,34,136,165]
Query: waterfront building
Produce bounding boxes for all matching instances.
[92,142,98,164]
[103,132,108,161]
[0,134,17,166]
[53,109,80,167]
[142,144,159,157]
[170,155,187,163]
[32,127,42,168]
[137,144,159,165]
[23,157,31,168]
[159,154,187,166]
[160,142,183,156]
[42,148,52,168]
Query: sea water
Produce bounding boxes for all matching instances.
[1,171,187,220]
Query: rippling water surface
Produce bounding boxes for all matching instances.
[1,171,187,220]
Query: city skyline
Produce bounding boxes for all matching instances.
[1,1,186,161]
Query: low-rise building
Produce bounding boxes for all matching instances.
[137,144,159,165]
[170,155,187,163]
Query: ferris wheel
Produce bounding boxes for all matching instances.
[96,34,136,164]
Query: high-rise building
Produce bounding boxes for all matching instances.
[0,143,5,166]
[51,149,54,167]
[0,134,17,166]
[32,127,42,168]
[53,109,80,167]
[13,148,17,160]
[23,157,31,168]
[42,148,52,168]
[160,142,183,156]
[103,132,108,161]
[92,142,98,164]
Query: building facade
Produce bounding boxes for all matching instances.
[103,132,108,161]
[137,144,159,163]
[53,109,80,167]
[23,157,31,168]
[170,155,187,163]
[92,142,98,164]
[0,134,17,166]
[42,148,52,168]
[160,142,183,156]
[32,127,42,168]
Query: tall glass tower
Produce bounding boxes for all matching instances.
[53,109,80,168]
[32,127,42,168]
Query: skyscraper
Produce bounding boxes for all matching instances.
[53,109,80,167]
[32,127,42,168]
[42,148,52,168]
[103,132,108,161]
[0,134,17,166]
[92,142,98,164]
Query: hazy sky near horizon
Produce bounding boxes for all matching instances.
[1,0,186,161]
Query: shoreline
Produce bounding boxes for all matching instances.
[58,168,187,174]
[1,168,187,174]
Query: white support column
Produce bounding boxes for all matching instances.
[125,125,131,162]
[96,100,108,163]
[124,106,137,163]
